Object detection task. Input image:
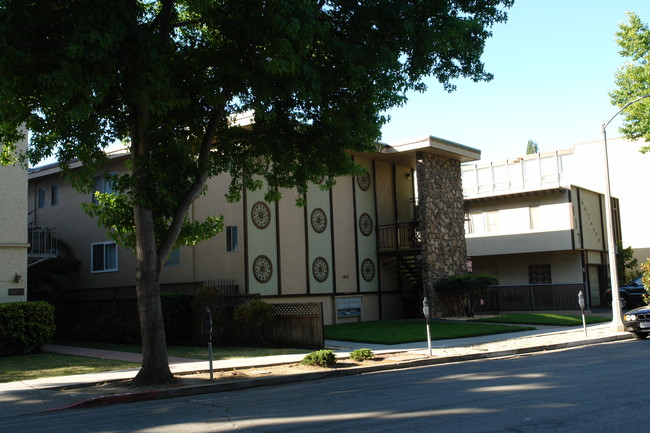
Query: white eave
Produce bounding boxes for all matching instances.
[366,135,480,169]
[28,147,130,180]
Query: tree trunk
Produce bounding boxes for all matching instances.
[132,204,176,386]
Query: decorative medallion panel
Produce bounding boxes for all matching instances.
[359,213,373,236]
[251,201,271,229]
[312,257,329,282]
[361,258,375,282]
[252,255,273,283]
[310,208,328,233]
[357,172,371,191]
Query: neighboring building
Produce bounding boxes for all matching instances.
[461,137,650,309]
[28,136,479,324]
[0,129,28,303]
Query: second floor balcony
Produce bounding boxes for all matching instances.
[28,226,58,266]
[376,222,420,252]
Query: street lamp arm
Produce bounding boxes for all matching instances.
[603,94,650,131]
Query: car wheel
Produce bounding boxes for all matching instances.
[620,296,628,309]
[631,331,648,340]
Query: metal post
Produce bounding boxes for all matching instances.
[601,94,650,332]
[423,297,432,356]
[578,291,587,337]
[203,307,214,380]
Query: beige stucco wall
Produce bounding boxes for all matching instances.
[466,190,575,256]
[471,251,583,286]
[279,188,308,295]
[331,176,358,293]
[192,172,246,287]
[27,148,429,324]
[571,188,605,252]
[1,133,28,302]
[29,157,138,290]
[374,161,395,226]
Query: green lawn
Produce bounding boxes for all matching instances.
[324,319,535,344]
[471,313,611,327]
[0,344,308,384]
[53,341,307,360]
[0,352,139,383]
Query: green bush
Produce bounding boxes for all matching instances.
[301,349,336,367]
[94,313,140,344]
[350,348,374,362]
[161,293,193,344]
[233,300,275,346]
[191,287,225,342]
[0,301,55,356]
[435,273,499,317]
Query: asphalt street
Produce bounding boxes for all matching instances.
[4,338,649,433]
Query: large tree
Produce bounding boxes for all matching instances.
[610,12,650,152]
[0,0,513,385]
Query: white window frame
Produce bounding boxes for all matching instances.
[226,226,239,252]
[91,241,118,273]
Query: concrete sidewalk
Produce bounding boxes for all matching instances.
[0,322,632,419]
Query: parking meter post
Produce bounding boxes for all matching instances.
[578,291,587,337]
[203,307,214,380]
[423,297,432,356]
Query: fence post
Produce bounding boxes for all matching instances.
[530,285,536,311]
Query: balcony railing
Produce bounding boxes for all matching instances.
[28,227,58,263]
[376,222,421,251]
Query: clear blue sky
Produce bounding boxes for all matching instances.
[380,0,650,161]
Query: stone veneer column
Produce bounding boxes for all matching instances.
[416,151,467,317]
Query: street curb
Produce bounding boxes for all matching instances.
[44,332,631,412]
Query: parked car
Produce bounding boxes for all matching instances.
[623,304,650,339]
[604,276,646,309]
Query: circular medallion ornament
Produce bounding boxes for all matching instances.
[251,201,271,229]
[312,257,329,282]
[357,172,371,191]
[252,255,273,283]
[361,258,375,282]
[359,213,373,236]
[310,208,328,233]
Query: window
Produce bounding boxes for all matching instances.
[92,173,115,203]
[164,248,181,267]
[467,212,484,234]
[485,211,499,233]
[51,185,59,206]
[528,264,552,284]
[91,242,118,273]
[226,226,239,252]
[38,188,45,208]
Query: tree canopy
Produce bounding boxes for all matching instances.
[0,0,513,384]
[610,12,650,153]
[525,139,539,155]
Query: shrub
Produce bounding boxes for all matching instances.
[233,300,275,346]
[191,287,225,342]
[161,293,193,344]
[0,301,55,356]
[435,273,499,317]
[350,348,374,362]
[301,349,336,367]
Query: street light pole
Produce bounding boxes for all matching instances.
[601,94,650,331]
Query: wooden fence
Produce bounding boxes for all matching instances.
[54,281,324,349]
